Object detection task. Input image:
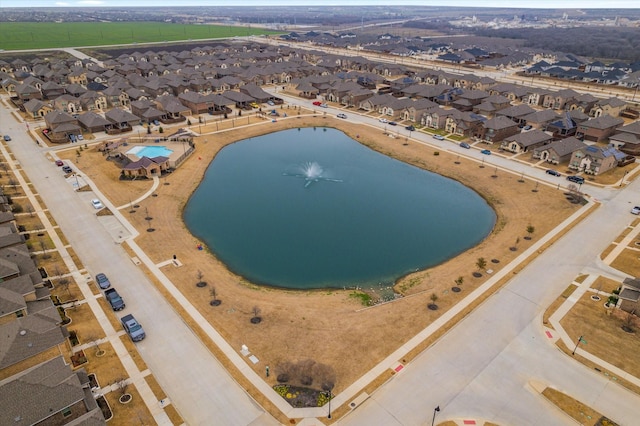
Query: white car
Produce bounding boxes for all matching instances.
[91,199,104,210]
[379,118,388,123]
[337,113,347,119]
[631,206,640,215]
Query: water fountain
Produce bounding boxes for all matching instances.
[284,161,343,187]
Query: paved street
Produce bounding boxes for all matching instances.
[1,104,279,425]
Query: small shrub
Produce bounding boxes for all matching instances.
[433,151,440,156]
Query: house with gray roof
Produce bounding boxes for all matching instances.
[476,116,520,144]
[575,114,624,142]
[0,356,105,425]
[569,144,626,175]
[501,130,552,154]
[618,277,640,313]
[533,137,587,165]
[609,121,640,155]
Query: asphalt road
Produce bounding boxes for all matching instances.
[1,103,277,425]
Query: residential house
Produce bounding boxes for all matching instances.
[52,94,82,114]
[590,97,627,118]
[568,144,626,175]
[14,83,42,102]
[421,106,456,130]
[444,109,485,138]
[495,104,537,126]
[22,99,53,120]
[122,156,170,179]
[609,121,640,155]
[401,98,438,122]
[542,88,580,110]
[501,130,552,154]
[359,93,396,113]
[0,356,105,425]
[520,109,559,129]
[77,112,111,133]
[475,116,520,144]
[618,278,640,313]
[533,137,587,164]
[575,115,624,142]
[104,108,139,133]
[43,110,80,143]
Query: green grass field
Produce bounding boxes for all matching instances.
[0,22,279,50]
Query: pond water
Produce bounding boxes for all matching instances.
[184,127,495,290]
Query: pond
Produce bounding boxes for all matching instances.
[184,127,495,290]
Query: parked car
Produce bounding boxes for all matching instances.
[631,206,640,215]
[95,273,111,290]
[320,103,328,108]
[105,288,125,311]
[459,142,471,149]
[62,165,73,173]
[481,149,491,155]
[388,121,397,126]
[3,135,11,141]
[405,125,415,131]
[546,169,561,176]
[566,175,585,184]
[55,160,64,166]
[337,113,347,119]
[121,314,145,342]
[312,101,322,106]
[433,135,445,140]
[267,100,275,106]
[379,118,388,123]
[250,102,259,109]
[91,199,104,210]
[77,134,84,141]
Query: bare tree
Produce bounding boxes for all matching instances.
[114,377,129,396]
[476,257,487,272]
[196,270,206,287]
[251,306,262,324]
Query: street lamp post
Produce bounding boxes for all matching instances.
[431,406,440,426]
[325,391,332,419]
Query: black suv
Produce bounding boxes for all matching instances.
[566,175,585,184]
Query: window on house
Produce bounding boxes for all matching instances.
[62,407,72,417]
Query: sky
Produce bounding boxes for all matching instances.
[1,0,639,8]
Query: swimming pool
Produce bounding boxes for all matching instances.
[127,145,174,158]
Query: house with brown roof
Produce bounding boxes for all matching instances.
[532,137,587,164]
[495,104,537,126]
[122,156,170,179]
[501,129,552,154]
[421,107,456,130]
[575,115,624,142]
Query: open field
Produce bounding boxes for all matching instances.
[0,22,279,51]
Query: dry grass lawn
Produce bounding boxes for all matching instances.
[58,112,584,407]
[609,247,640,277]
[105,385,155,426]
[542,387,603,426]
[65,303,106,342]
[559,292,640,378]
[590,276,622,295]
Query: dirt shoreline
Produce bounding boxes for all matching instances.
[59,110,582,401]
